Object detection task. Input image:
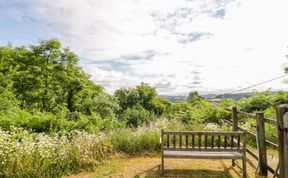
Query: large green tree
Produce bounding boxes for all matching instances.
[0,40,105,116]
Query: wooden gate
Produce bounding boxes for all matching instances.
[277,104,288,178]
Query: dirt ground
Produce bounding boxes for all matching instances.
[64,151,279,178]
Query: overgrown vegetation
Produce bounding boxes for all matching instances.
[0,40,286,177]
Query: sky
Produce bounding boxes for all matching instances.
[0,0,288,95]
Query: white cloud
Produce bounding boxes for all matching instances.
[83,64,141,93]
[3,0,288,94]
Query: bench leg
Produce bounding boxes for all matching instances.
[161,156,164,175]
[232,159,235,167]
[242,158,247,178]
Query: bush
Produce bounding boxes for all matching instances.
[202,106,231,124]
[166,102,199,124]
[238,91,271,112]
[120,104,154,127]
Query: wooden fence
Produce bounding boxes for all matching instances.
[223,104,288,178]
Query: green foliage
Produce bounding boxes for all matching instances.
[0,40,104,115]
[166,99,228,125]
[136,82,157,111]
[238,91,272,112]
[92,93,118,119]
[270,91,288,106]
[151,96,172,116]
[167,101,197,123]
[187,91,203,106]
[121,104,154,127]
[219,98,235,108]
[114,83,171,127]
[202,106,231,124]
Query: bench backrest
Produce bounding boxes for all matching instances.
[161,130,247,152]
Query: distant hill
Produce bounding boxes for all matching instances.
[160,95,187,103]
[201,93,254,101]
[161,92,261,103]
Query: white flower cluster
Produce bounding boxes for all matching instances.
[0,128,114,178]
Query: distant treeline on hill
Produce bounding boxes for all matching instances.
[203,93,254,101]
[159,95,187,103]
[161,91,278,103]
[208,91,278,101]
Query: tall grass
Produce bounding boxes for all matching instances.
[0,118,209,177]
[0,128,114,178]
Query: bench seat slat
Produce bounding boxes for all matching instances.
[163,151,244,159]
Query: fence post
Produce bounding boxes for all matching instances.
[232,106,238,166]
[256,112,268,176]
[277,104,288,178]
[232,106,238,132]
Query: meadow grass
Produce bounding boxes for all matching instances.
[0,118,216,177]
[0,128,114,178]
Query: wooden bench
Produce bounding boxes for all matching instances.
[160,130,247,177]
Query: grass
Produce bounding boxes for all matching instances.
[0,129,114,178]
[0,118,280,177]
[64,154,264,178]
[0,118,183,177]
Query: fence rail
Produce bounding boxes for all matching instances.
[224,108,277,126]
[223,106,279,177]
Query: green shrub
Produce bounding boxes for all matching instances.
[120,104,154,127]
[270,91,288,106]
[202,107,231,124]
[238,91,271,112]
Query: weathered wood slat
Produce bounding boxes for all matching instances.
[231,136,234,149]
[173,135,176,149]
[237,135,240,149]
[267,164,278,176]
[265,139,278,147]
[264,118,277,126]
[163,147,244,152]
[224,136,227,148]
[233,161,243,170]
[179,135,182,148]
[205,135,208,148]
[237,110,257,119]
[246,148,258,160]
[192,135,195,148]
[167,134,170,148]
[223,119,233,126]
[198,134,201,149]
[163,131,244,136]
